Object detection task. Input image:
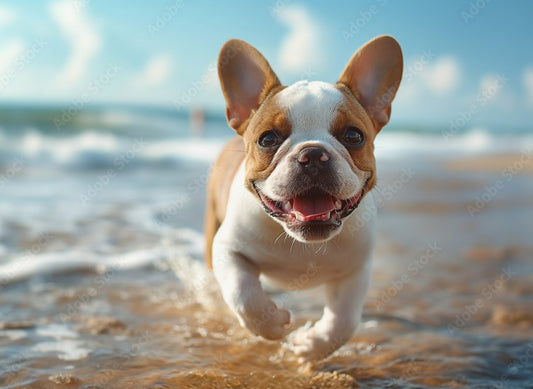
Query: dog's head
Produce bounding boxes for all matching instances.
[218,36,403,242]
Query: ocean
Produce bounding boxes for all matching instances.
[1,105,532,388]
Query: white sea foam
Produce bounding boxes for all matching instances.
[2,125,532,171]
[0,329,28,341]
[1,115,532,286]
[0,228,207,286]
[31,323,91,361]
[0,129,227,170]
[32,339,91,361]
[375,128,533,159]
[0,247,165,286]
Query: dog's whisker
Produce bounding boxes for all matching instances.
[314,243,322,255]
[274,231,286,245]
[290,237,297,253]
[322,241,329,255]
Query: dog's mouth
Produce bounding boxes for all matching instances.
[252,183,366,227]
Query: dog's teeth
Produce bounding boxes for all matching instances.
[294,211,305,222]
[335,199,342,210]
[282,201,292,212]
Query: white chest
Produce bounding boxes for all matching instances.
[215,165,376,290]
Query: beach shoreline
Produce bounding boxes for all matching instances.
[2,146,533,388]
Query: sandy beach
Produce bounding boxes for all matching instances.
[2,139,532,388]
[1,0,532,387]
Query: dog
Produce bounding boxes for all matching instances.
[205,35,403,360]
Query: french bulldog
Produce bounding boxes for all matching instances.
[205,35,402,360]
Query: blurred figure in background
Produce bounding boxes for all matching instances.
[190,107,205,137]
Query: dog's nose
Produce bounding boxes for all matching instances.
[297,147,330,168]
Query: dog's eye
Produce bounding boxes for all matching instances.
[342,127,365,147]
[258,130,282,149]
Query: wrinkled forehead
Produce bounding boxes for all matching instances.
[274,81,344,142]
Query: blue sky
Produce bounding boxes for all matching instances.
[0,0,532,129]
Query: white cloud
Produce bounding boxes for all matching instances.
[396,54,461,106]
[423,56,461,95]
[0,39,24,79]
[137,54,174,87]
[478,73,507,99]
[275,4,322,74]
[0,5,16,26]
[480,74,500,95]
[49,0,100,85]
[203,61,218,91]
[523,67,533,108]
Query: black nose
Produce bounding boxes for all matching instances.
[297,147,331,168]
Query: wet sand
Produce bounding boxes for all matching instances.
[444,152,533,173]
[1,151,533,388]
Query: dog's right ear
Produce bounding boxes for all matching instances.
[218,39,281,134]
[338,35,403,133]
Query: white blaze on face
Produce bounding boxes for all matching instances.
[276,81,343,143]
[256,80,367,201]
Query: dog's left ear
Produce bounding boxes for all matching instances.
[218,39,281,134]
[338,35,403,132]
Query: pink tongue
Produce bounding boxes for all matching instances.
[292,195,336,219]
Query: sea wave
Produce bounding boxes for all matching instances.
[376,127,533,159]
[0,228,206,286]
[0,129,227,170]
[1,123,532,171]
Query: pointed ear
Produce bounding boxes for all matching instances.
[338,35,403,131]
[218,39,281,134]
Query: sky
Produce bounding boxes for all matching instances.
[0,0,532,130]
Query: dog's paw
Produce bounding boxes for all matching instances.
[288,322,351,361]
[238,300,291,340]
[288,323,332,361]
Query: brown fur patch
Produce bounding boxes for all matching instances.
[204,137,245,268]
[332,84,379,192]
[241,89,291,195]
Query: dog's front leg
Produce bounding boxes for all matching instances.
[290,261,372,360]
[212,245,290,340]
